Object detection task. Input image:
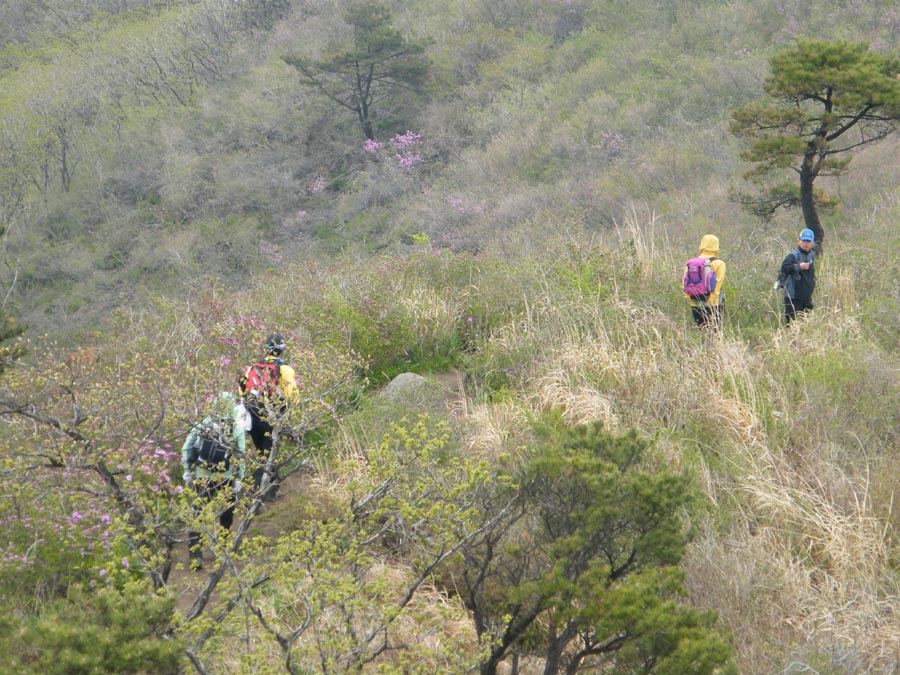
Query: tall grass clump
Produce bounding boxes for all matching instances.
[677,271,900,674]
[418,222,900,675]
[687,432,900,675]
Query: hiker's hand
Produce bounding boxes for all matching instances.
[800,262,810,270]
[233,479,242,495]
[183,471,192,484]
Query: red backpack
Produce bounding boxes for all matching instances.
[242,361,282,400]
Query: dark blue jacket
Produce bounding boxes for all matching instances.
[780,247,816,301]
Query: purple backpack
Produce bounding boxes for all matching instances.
[683,257,717,299]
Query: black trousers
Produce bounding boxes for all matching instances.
[187,476,236,554]
[247,407,278,494]
[784,296,813,323]
[691,304,722,331]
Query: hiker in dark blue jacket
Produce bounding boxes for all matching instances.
[780,228,816,323]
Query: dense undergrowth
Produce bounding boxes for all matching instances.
[4,214,900,672]
[4,0,900,673]
[274,223,900,674]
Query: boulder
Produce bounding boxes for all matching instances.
[381,372,429,402]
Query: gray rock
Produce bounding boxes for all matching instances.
[381,372,429,401]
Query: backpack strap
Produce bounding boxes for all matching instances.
[239,366,251,396]
[264,360,282,386]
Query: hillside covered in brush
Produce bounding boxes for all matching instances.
[2,1,900,674]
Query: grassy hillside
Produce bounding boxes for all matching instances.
[3,233,900,673]
[1,0,898,337]
[3,1,900,674]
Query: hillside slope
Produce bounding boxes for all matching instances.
[2,2,900,675]
[1,0,898,338]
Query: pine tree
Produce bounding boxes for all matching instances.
[731,39,900,248]
[282,1,429,140]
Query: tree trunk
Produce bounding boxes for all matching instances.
[542,647,562,675]
[800,150,824,250]
[59,134,72,193]
[362,118,375,141]
[480,654,501,675]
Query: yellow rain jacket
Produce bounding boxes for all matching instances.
[685,234,726,308]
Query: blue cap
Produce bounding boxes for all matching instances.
[799,228,815,242]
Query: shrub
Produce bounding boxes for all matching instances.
[1,581,183,675]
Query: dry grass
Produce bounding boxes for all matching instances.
[400,286,465,345]
[687,445,900,675]
[527,341,620,429]
[203,215,900,675]
[517,290,774,447]
[472,220,900,674]
[677,302,900,674]
[698,337,772,449]
[768,306,863,356]
[460,399,532,461]
[614,203,674,270]
[820,262,859,317]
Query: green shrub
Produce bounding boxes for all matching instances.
[1,581,183,675]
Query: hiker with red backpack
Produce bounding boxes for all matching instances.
[239,333,299,497]
[683,234,726,331]
[181,391,247,570]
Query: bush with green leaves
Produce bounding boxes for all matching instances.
[194,414,491,674]
[0,281,362,668]
[454,422,735,675]
[0,581,183,675]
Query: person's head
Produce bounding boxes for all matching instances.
[265,333,286,357]
[212,391,236,418]
[699,234,719,256]
[798,228,815,252]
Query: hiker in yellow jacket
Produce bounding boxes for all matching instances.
[239,333,299,497]
[684,234,726,331]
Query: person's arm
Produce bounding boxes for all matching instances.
[709,258,725,306]
[280,364,300,404]
[181,426,199,480]
[232,422,247,481]
[234,401,252,431]
[780,252,798,278]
